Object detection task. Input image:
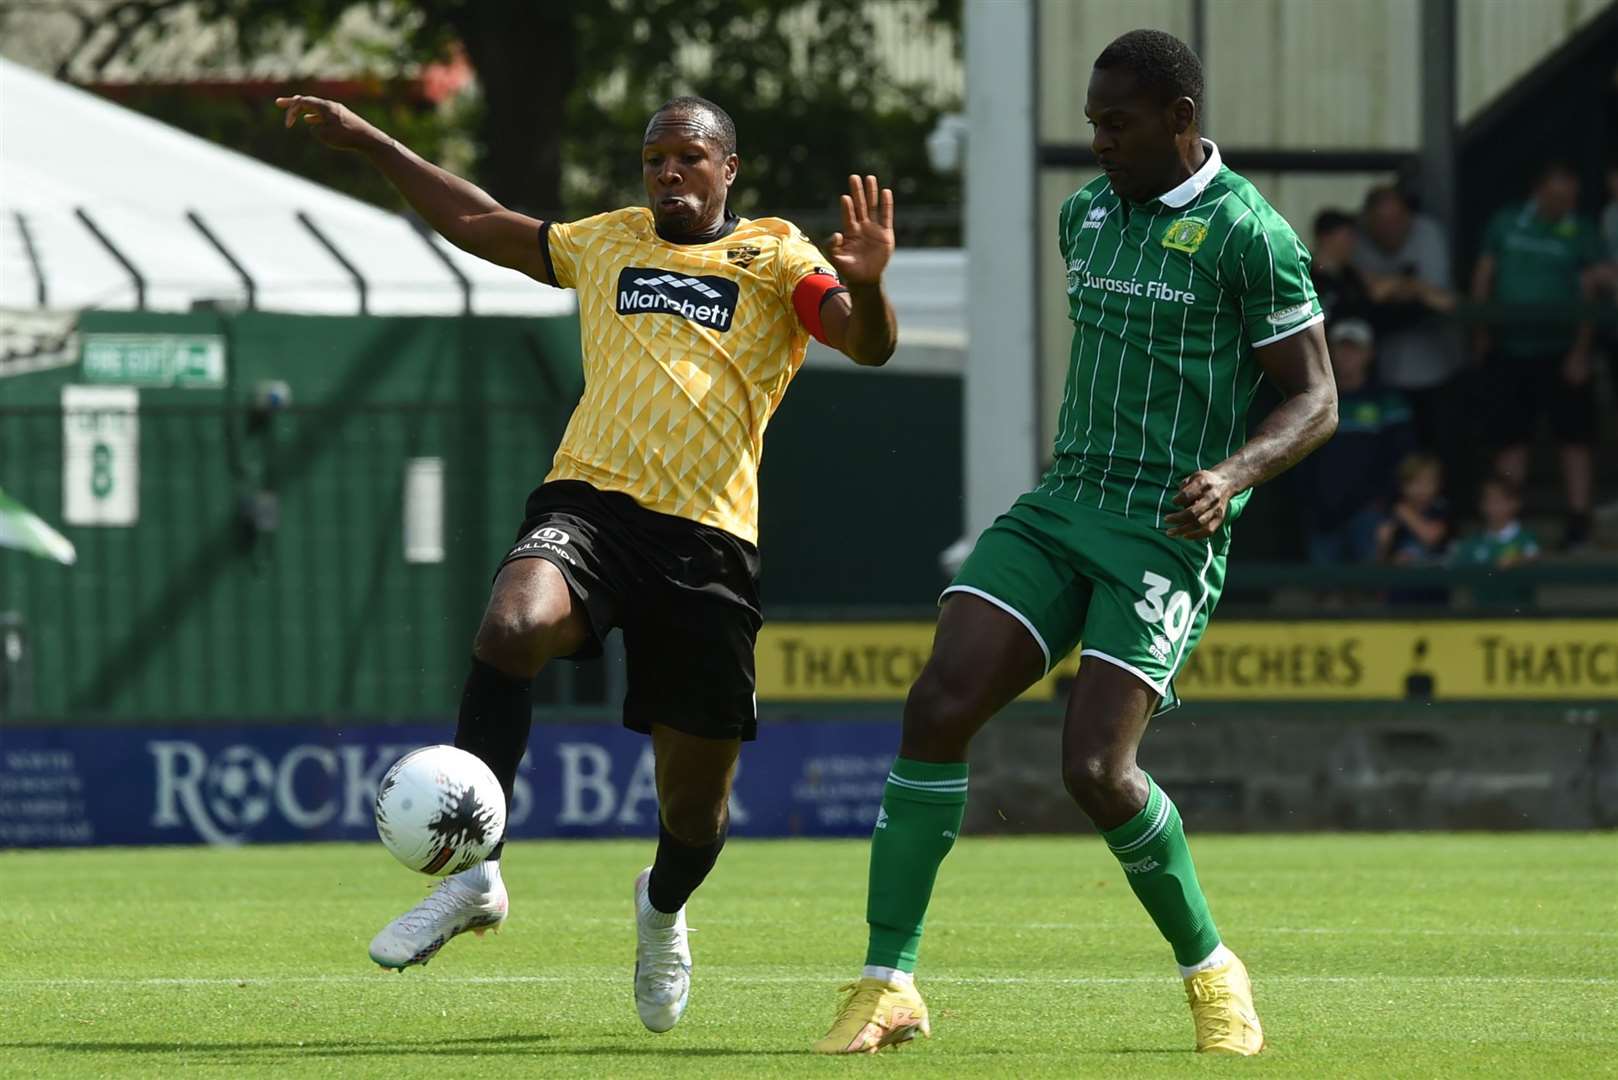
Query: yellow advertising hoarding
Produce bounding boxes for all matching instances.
[755,620,1618,703]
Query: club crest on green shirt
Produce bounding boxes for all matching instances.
[1162,217,1209,253]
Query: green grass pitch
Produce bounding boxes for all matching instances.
[4,834,1615,1077]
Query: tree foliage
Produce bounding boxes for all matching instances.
[17,0,961,240]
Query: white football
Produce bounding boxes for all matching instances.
[374,745,507,876]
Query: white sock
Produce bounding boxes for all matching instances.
[455,859,501,892]
[862,965,914,987]
[637,888,678,928]
[1178,943,1234,979]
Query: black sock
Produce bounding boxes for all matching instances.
[647,818,729,914]
[452,657,533,861]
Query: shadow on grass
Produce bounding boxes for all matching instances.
[1,1033,554,1058]
[1,1035,1042,1060]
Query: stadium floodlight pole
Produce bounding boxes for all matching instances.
[296,210,368,315]
[74,207,145,310]
[13,211,46,309]
[186,209,257,310]
[407,216,472,316]
[963,0,1039,537]
[1419,0,1458,240]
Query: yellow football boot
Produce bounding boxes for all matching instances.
[1185,952,1265,1055]
[813,976,931,1054]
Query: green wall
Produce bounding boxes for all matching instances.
[0,311,960,720]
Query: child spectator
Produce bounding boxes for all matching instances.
[1451,476,1541,569]
[1378,452,1450,565]
[1451,476,1541,610]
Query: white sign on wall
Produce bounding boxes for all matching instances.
[402,457,445,564]
[62,385,139,526]
[81,334,226,388]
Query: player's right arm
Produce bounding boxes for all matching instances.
[275,95,553,285]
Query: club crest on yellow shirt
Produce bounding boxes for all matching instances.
[1162,217,1209,254]
[726,245,762,268]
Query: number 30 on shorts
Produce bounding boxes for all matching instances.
[1133,571,1192,642]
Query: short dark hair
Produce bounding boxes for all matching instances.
[649,96,737,157]
[1314,208,1356,238]
[1093,29,1204,110]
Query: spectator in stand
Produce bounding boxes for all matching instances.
[1377,452,1450,566]
[1452,476,1541,570]
[1299,318,1413,564]
[1471,160,1605,550]
[1311,209,1373,326]
[1354,185,1459,450]
[1451,476,1541,610]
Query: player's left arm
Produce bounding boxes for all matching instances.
[1168,216,1337,540]
[1166,322,1337,539]
[815,174,898,367]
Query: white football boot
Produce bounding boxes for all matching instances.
[632,866,692,1032]
[368,860,508,971]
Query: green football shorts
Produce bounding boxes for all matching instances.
[944,491,1228,714]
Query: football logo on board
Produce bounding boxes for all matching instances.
[1161,217,1209,253]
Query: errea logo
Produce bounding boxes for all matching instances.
[1081,204,1108,230]
[1266,301,1313,327]
[615,267,739,332]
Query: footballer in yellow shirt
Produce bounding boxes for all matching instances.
[278,92,898,1026]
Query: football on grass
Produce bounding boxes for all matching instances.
[374,745,506,876]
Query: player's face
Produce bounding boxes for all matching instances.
[1085,67,1191,203]
[642,115,738,238]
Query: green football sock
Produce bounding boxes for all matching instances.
[863,757,968,972]
[1101,775,1222,967]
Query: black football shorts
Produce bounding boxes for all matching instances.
[499,480,762,742]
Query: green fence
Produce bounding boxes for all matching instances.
[0,310,964,721]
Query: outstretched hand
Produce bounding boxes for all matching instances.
[274,94,383,152]
[826,174,895,287]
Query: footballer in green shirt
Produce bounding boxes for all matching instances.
[817,29,1337,1057]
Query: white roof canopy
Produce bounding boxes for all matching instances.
[0,57,572,317]
[0,57,962,371]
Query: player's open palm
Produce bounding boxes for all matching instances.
[827,174,895,286]
[274,94,381,152]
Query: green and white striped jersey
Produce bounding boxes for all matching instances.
[1034,141,1322,535]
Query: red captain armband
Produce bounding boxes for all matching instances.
[791,273,847,346]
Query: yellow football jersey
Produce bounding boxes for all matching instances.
[540,207,835,543]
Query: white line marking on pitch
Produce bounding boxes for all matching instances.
[4,974,1613,989]
[999,923,1618,938]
